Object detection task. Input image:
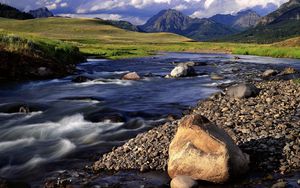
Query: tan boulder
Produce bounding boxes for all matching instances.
[122,72,141,80]
[168,114,249,183]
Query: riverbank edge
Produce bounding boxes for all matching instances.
[0,33,86,81]
[89,74,300,187]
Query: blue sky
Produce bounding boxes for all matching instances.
[1,0,288,24]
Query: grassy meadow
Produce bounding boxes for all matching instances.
[0,17,299,59]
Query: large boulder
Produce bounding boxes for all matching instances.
[168,114,249,183]
[226,83,259,99]
[122,72,141,80]
[170,64,196,78]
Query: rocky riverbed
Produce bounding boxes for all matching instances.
[41,69,300,187]
[91,80,299,187]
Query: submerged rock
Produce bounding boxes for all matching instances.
[122,72,141,80]
[262,69,278,77]
[226,83,259,99]
[0,103,46,114]
[37,67,53,77]
[171,176,198,188]
[168,114,249,183]
[210,73,225,80]
[282,67,297,75]
[72,76,92,83]
[170,64,196,78]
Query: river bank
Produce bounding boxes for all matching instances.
[0,33,85,81]
[90,81,300,188]
[42,60,300,187]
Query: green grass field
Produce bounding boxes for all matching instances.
[0,32,83,64]
[0,17,300,59]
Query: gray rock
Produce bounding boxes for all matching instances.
[226,83,260,99]
[263,69,278,77]
[122,72,141,80]
[37,67,52,77]
[170,64,196,78]
[171,176,197,188]
[271,181,288,188]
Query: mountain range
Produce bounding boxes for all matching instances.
[210,10,261,31]
[0,3,33,20]
[139,9,238,41]
[224,0,300,43]
[29,7,54,18]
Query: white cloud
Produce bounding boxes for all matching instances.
[0,0,290,21]
[174,4,188,11]
[47,3,57,10]
[57,13,145,24]
[60,2,68,8]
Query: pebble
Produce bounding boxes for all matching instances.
[93,80,300,176]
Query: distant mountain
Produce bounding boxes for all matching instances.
[104,20,143,32]
[210,10,261,30]
[222,0,300,43]
[258,0,300,25]
[139,9,237,41]
[0,3,33,19]
[251,3,279,16]
[140,9,192,33]
[29,7,53,18]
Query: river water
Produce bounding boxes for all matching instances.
[0,52,300,185]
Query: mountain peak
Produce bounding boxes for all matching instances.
[258,0,300,25]
[210,9,260,30]
[140,9,236,41]
[237,9,258,15]
[29,7,54,18]
[140,8,192,33]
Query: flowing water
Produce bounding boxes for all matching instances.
[0,52,300,186]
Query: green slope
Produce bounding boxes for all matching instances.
[0,32,84,80]
[0,17,299,60]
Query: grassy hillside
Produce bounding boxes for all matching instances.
[0,32,84,80]
[0,17,299,59]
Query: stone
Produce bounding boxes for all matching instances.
[37,67,52,77]
[72,76,92,83]
[170,64,196,78]
[168,114,249,183]
[263,69,278,77]
[210,73,225,80]
[282,67,297,75]
[122,72,141,80]
[271,181,288,188]
[171,176,198,188]
[226,83,259,99]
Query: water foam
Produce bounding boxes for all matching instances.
[75,78,132,86]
